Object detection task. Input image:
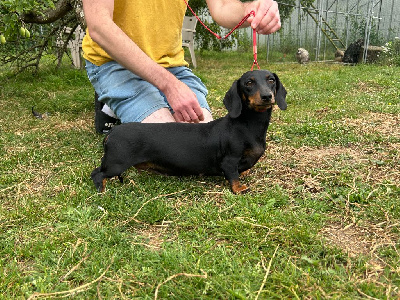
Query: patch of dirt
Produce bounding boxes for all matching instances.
[254,140,399,193]
[320,222,395,257]
[256,144,365,191]
[51,114,93,132]
[320,221,398,280]
[1,168,54,201]
[355,80,386,94]
[288,146,364,165]
[254,111,400,192]
[133,223,172,251]
[343,112,400,138]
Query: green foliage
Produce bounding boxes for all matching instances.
[276,0,317,23]
[184,0,208,16]
[347,16,384,45]
[185,0,237,51]
[280,0,304,23]
[236,29,252,52]
[380,37,400,66]
[195,20,238,52]
[0,0,55,41]
[278,29,299,54]
[0,0,78,73]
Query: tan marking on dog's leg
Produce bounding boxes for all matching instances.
[240,169,251,177]
[230,179,250,194]
[100,178,107,193]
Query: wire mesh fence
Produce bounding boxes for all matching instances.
[207,0,400,63]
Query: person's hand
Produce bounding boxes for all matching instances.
[164,79,204,123]
[245,0,281,35]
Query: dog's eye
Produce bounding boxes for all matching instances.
[267,78,275,84]
[245,80,254,87]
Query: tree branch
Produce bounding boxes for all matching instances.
[21,0,73,24]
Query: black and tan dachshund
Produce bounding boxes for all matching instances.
[91,70,287,194]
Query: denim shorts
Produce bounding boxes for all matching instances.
[85,60,210,123]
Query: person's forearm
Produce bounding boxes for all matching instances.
[206,0,248,29]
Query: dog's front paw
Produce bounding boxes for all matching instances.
[230,180,250,194]
[91,167,106,193]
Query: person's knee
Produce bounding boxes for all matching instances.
[142,108,212,123]
[200,108,213,123]
[141,108,176,123]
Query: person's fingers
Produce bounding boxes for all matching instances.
[191,104,204,122]
[246,0,281,35]
[180,110,192,123]
[165,79,205,123]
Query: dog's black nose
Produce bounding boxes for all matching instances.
[261,94,273,102]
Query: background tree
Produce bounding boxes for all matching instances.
[0,0,84,73]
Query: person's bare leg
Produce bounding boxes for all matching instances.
[141,108,175,123]
[142,108,213,123]
[200,108,213,123]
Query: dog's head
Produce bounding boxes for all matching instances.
[223,70,287,118]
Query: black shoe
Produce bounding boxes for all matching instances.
[94,92,120,134]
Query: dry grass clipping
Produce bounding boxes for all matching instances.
[154,270,207,300]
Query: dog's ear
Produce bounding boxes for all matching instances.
[273,73,287,110]
[223,80,242,118]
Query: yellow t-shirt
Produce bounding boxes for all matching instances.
[82,0,188,68]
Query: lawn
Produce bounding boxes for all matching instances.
[0,52,399,299]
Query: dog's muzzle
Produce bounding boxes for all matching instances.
[261,93,275,108]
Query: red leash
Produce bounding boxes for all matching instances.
[182,0,260,70]
[251,28,260,71]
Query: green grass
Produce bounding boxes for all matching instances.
[1,52,399,299]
